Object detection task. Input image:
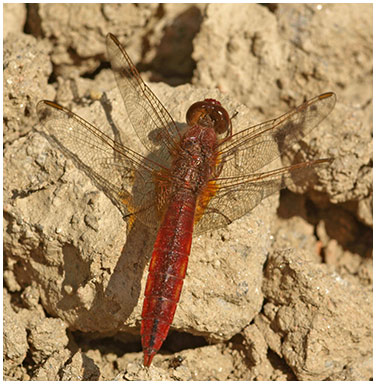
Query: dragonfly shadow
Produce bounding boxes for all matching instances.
[55,219,156,331]
[99,92,123,145]
[104,219,156,327]
[147,120,187,150]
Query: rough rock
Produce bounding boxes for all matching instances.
[4,3,372,380]
[259,250,372,380]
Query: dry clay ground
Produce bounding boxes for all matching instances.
[3,4,372,381]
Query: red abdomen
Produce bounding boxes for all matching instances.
[141,192,196,367]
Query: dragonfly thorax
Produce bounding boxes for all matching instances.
[171,124,217,194]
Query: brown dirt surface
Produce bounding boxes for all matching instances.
[4,3,372,381]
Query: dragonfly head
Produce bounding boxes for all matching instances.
[186,99,232,141]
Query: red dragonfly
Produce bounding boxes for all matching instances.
[37,33,336,367]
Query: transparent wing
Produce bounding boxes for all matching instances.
[216,92,336,178]
[194,159,332,234]
[36,100,167,229]
[194,92,336,234]
[106,33,181,159]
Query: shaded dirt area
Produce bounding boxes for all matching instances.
[4,3,372,381]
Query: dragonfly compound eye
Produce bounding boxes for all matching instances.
[186,101,207,127]
[186,100,231,138]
